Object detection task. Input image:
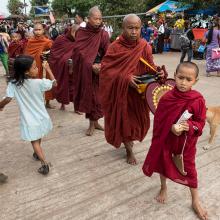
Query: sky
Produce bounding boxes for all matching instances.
[0,0,31,16]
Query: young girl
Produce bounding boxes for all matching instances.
[0,55,57,175]
[142,62,208,220]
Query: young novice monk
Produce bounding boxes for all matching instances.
[142,62,208,220]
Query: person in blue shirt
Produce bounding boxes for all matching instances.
[141,21,154,42]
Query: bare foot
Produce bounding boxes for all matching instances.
[125,143,137,165]
[155,187,167,204]
[203,144,211,150]
[45,102,55,109]
[86,121,95,136]
[74,110,83,115]
[94,121,104,131]
[192,201,208,220]
[60,104,65,111]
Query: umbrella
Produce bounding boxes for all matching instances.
[146,0,191,15]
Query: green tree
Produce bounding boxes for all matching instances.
[7,0,24,15]
[51,0,102,17]
[179,0,220,10]
[51,0,163,17]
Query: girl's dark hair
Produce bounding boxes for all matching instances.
[9,55,34,87]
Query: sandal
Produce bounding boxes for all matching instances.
[33,152,40,161]
[38,164,49,175]
[0,173,8,183]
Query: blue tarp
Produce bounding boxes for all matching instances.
[146,0,191,14]
[34,6,49,16]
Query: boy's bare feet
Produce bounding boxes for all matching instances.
[60,104,65,110]
[192,201,208,220]
[125,142,137,165]
[155,187,167,203]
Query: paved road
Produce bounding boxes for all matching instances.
[0,52,220,220]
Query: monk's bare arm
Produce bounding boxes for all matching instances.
[0,97,12,111]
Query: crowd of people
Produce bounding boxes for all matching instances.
[141,16,220,74]
[0,6,220,220]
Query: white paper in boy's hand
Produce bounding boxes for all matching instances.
[176,110,193,124]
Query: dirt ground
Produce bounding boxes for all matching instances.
[0,52,220,220]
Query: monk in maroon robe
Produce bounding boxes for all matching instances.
[71,6,109,136]
[8,33,25,76]
[100,14,165,165]
[49,24,79,110]
[142,62,208,220]
[8,33,24,58]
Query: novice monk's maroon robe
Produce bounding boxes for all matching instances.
[49,31,75,104]
[142,87,206,188]
[8,40,25,58]
[100,35,157,148]
[71,23,109,120]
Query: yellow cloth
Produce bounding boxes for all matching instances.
[174,19,185,30]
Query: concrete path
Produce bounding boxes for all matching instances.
[0,52,220,220]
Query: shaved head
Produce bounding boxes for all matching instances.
[123,14,141,26]
[88,6,101,18]
[88,6,102,29]
[34,22,43,29]
[33,23,44,37]
[122,14,142,41]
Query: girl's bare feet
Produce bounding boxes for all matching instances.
[192,201,208,220]
[125,142,137,165]
[155,187,167,203]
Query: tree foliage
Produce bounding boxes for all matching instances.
[48,0,220,18]
[51,0,164,17]
[7,0,24,15]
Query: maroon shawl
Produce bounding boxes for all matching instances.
[8,40,25,58]
[100,35,157,148]
[49,31,75,104]
[142,87,206,188]
[71,23,109,113]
